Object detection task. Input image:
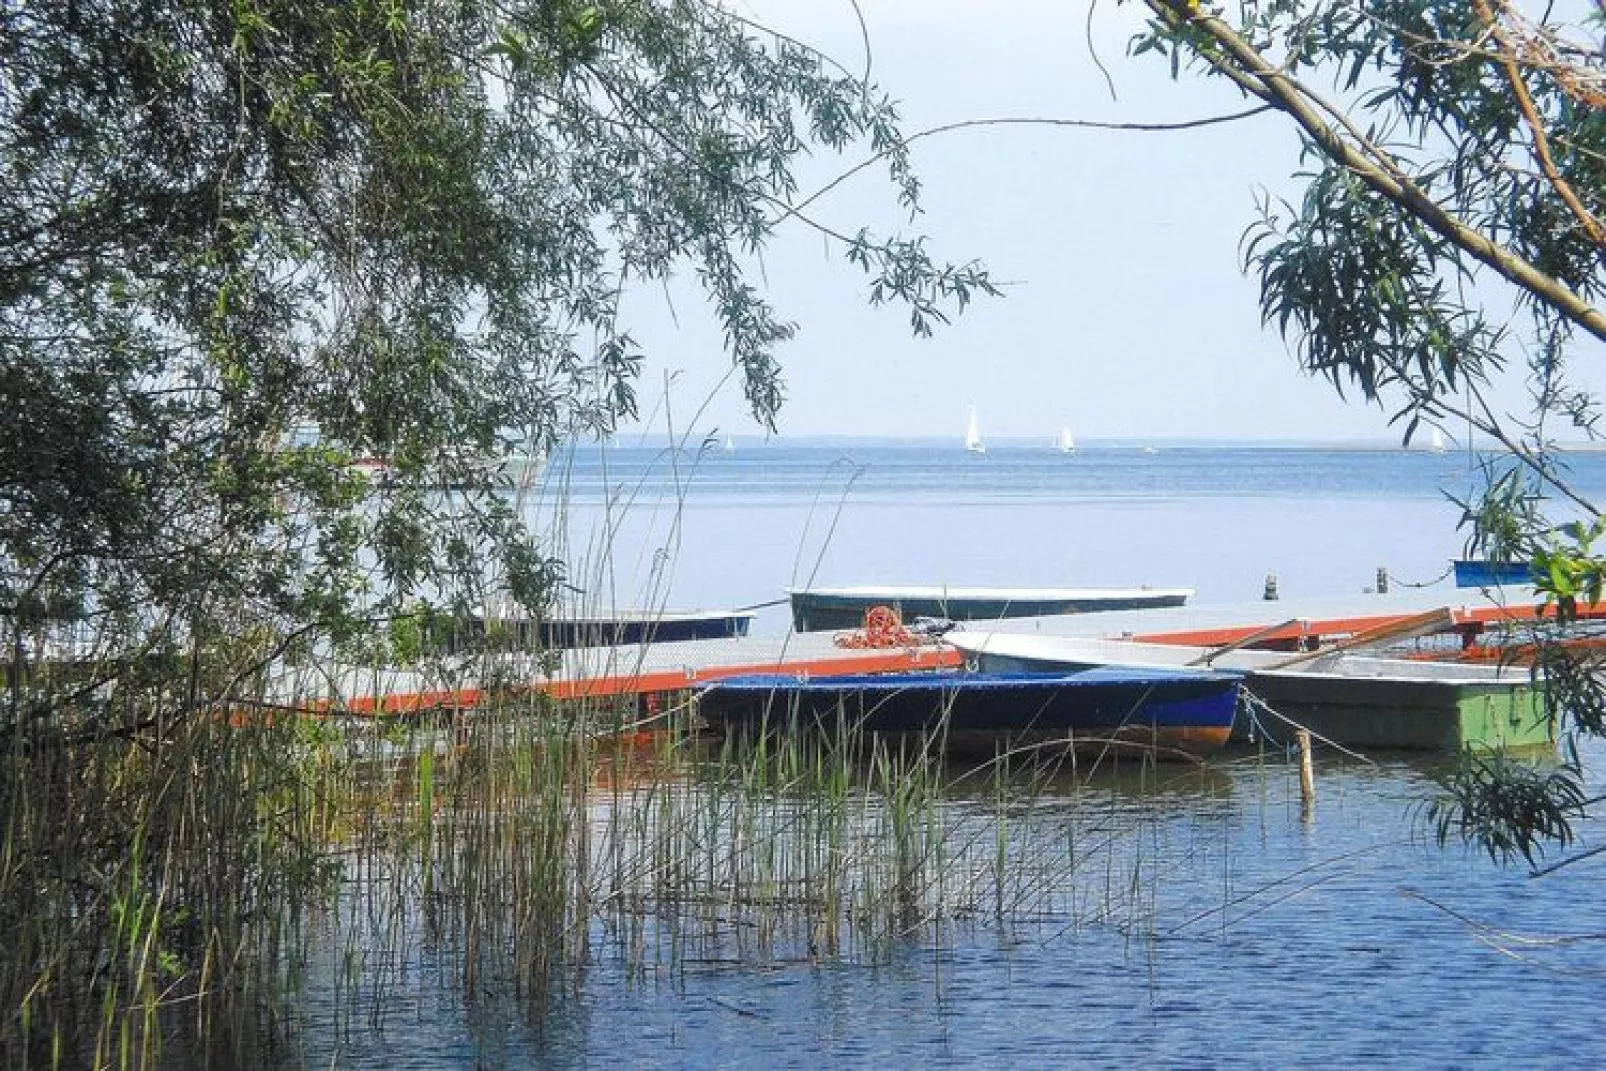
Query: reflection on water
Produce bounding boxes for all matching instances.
[280,737,1606,1067]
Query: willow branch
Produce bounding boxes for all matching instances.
[1474,0,1606,249]
[1145,0,1606,345]
[1457,383,1600,517]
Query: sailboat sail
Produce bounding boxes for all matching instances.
[1429,426,1447,453]
[1058,426,1076,453]
[965,407,985,454]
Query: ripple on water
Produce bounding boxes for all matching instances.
[280,748,1606,1067]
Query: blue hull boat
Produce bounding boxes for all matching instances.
[1452,559,1531,588]
[695,668,1240,756]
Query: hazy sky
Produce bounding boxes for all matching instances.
[615,1,1599,444]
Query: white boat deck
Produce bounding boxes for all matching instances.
[939,585,1542,641]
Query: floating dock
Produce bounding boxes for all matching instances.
[306,629,960,716]
[297,587,1597,748]
[943,587,1600,651]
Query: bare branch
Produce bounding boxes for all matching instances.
[789,106,1276,220]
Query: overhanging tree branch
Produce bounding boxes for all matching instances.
[1471,0,1606,249]
[1144,0,1606,344]
[788,107,1276,220]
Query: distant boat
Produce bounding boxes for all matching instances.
[724,434,735,453]
[965,407,985,455]
[1452,558,1530,587]
[1057,426,1076,453]
[432,608,756,652]
[785,584,1193,632]
[1429,427,1447,453]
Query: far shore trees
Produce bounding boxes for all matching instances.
[1132,0,1606,864]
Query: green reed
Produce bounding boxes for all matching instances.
[3,642,1230,1070]
[0,658,351,1069]
[2,423,1231,1070]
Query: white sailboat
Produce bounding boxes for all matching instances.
[1057,425,1076,453]
[965,407,985,455]
[1428,426,1447,453]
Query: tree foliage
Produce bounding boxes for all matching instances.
[0,4,996,1054]
[0,0,994,735]
[1133,0,1606,863]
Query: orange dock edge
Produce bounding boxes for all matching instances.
[306,600,1601,718]
[318,644,963,717]
[1132,601,1606,650]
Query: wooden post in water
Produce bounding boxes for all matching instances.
[1297,729,1316,816]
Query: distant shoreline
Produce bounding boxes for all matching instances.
[604,433,1596,452]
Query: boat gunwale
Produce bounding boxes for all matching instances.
[945,632,1541,687]
[698,667,1242,693]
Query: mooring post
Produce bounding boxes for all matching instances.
[1376,566,1389,594]
[1263,573,1280,601]
[1297,729,1316,814]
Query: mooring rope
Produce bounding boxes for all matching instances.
[730,596,790,612]
[1392,562,1455,589]
[1236,689,1284,749]
[1240,689,1377,765]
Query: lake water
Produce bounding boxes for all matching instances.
[288,442,1606,1067]
[529,440,1606,631]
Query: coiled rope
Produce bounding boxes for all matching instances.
[833,605,929,649]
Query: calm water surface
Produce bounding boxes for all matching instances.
[291,443,1606,1066]
[292,753,1606,1068]
[529,440,1606,630]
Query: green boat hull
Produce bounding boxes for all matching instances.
[789,588,1191,632]
[952,633,1554,753]
[1241,676,1553,752]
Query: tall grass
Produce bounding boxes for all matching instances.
[2,640,1235,1067]
[2,430,1238,1066]
[0,666,343,1068]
